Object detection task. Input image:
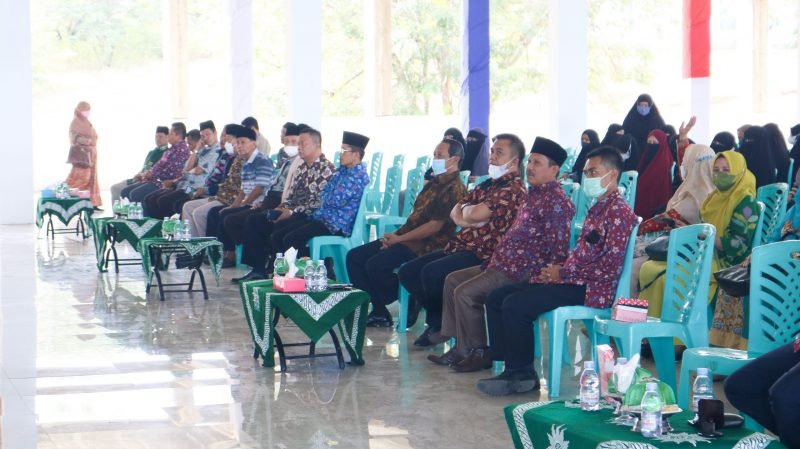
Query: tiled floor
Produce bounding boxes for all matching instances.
[0,222,731,449]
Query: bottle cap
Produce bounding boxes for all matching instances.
[276,253,283,257]
[583,361,594,370]
[645,382,658,391]
[617,357,627,365]
[697,367,710,376]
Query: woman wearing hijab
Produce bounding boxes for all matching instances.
[622,93,666,152]
[601,124,640,171]
[739,125,777,188]
[633,129,674,220]
[637,144,715,235]
[638,151,757,345]
[464,128,489,177]
[709,131,736,154]
[763,123,790,184]
[601,123,624,146]
[569,129,600,182]
[65,101,101,208]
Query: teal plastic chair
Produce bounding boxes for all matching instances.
[755,183,789,247]
[309,192,368,283]
[416,155,431,171]
[469,175,490,190]
[677,241,800,427]
[392,154,405,169]
[459,170,471,186]
[373,168,424,238]
[396,264,411,332]
[333,150,341,168]
[560,182,581,208]
[364,152,385,212]
[558,147,578,176]
[269,153,279,165]
[537,217,641,397]
[593,223,717,392]
[787,158,794,185]
[364,165,403,241]
[618,170,638,209]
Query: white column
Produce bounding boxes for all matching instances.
[287,0,323,128]
[0,0,33,224]
[230,0,254,121]
[549,0,588,147]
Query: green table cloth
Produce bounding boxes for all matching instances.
[239,280,369,368]
[505,400,786,449]
[36,197,94,236]
[91,217,163,271]
[137,237,223,285]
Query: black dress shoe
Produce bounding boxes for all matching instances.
[366,314,393,328]
[413,327,450,347]
[477,367,540,396]
[232,270,266,283]
[406,298,421,329]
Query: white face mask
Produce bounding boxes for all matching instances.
[583,172,610,198]
[224,142,235,155]
[790,135,798,146]
[284,145,299,157]
[431,158,447,176]
[80,110,90,119]
[488,159,514,180]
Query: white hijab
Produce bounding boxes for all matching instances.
[666,144,716,224]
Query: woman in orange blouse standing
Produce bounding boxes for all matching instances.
[65,101,101,208]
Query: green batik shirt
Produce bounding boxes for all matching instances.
[717,195,759,268]
[141,146,168,172]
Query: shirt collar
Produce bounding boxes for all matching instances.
[433,170,459,184]
[529,179,560,192]
[245,150,259,165]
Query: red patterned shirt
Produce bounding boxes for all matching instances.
[485,180,574,281]
[559,190,637,308]
[445,172,527,260]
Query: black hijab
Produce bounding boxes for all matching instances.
[570,129,601,181]
[710,131,736,153]
[463,128,488,175]
[601,124,624,146]
[763,123,790,184]
[622,94,666,151]
[600,124,639,172]
[789,124,800,184]
[740,126,777,188]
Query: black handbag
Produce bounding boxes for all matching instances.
[67,144,92,168]
[644,235,670,261]
[713,264,750,297]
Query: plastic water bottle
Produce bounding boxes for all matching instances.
[609,357,628,395]
[640,382,663,437]
[304,260,316,292]
[182,219,191,240]
[273,253,287,278]
[314,260,328,292]
[579,360,600,411]
[692,367,714,418]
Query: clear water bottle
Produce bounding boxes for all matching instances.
[182,219,191,240]
[640,382,663,437]
[315,260,327,291]
[173,219,185,240]
[580,360,600,411]
[273,253,287,278]
[304,260,316,292]
[609,357,628,395]
[692,367,714,419]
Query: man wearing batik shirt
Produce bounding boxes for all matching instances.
[478,146,637,396]
[144,120,221,218]
[122,122,190,202]
[428,137,575,372]
[268,131,370,259]
[347,138,467,328]
[398,133,527,348]
[110,126,169,202]
[235,127,335,282]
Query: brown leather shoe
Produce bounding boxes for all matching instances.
[451,347,492,373]
[427,347,464,366]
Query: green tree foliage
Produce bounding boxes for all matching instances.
[322,0,365,116]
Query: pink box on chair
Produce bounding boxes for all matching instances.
[611,298,649,322]
[273,276,305,293]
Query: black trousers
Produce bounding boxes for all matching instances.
[486,282,586,370]
[240,213,307,273]
[147,188,191,218]
[143,188,175,218]
[222,207,264,251]
[397,250,482,329]
[205,205,226,237]
[725,342,800,448]
[213,205,251,250]
[224,191,283,248]
[271,218,341,259]
[346,240,417,309]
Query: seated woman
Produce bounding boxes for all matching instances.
[638,151,757,350]
[629,145,715,295]
[724,340,800,449]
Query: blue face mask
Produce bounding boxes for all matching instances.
[636,105,651,116]
[431,158,447,175]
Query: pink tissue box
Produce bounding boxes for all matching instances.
[612,298,649,323]
[273,276,305,293]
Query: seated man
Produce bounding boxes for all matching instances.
[346,138,467,328]
[237,127,335,278]
[144,121,220,218]
[477,146,637,396]
[181,124,237,235]
[121,122,190,202]
[429,137,575,372]
[398,133,527,347]
[271,131,371,258]
[242,116,271,155]
[219,123,302,255]
[215,124,275,267]
[274,121,297,166]
[110,126,169,202]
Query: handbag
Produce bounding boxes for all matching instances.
[68,144,92,168]
[644,235,670,261]
[713,264,750,297]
